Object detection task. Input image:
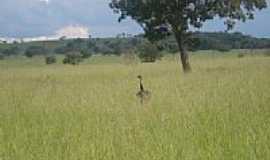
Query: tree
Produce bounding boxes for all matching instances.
[0,53,4,60]
[3,46,20,56]
[45,55,57,64]
[63,52,83,65]
[54,46,70,54]
[80,49,92,59]
[137,40,163,63]
[59,36,67,41]
[25,46,47,58]
[110,0,267,72]
[55,38,90,55]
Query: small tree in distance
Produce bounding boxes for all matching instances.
[63,52,83,65]
[45,55,57,64]
[25,46,47,58]
[0,53,4,60]
[3,46,20,56]
[137,41,163,63]
[80,49,92,59]
[110,0,267,73]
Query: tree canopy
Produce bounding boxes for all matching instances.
[110,0,268,72]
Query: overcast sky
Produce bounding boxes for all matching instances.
[0,0,269,38]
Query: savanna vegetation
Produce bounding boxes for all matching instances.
[110,0,268,72]
[0,1,269,159]
[0,52,269,160]
[0,32,270,63]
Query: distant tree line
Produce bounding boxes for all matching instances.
[194,32,270,51]
[54,32,270,56]
[1,32,270,63]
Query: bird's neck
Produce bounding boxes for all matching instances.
[140,80,144,91]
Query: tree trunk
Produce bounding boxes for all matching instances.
[174,33,192,73]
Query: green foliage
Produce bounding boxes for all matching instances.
[238,53,245,58]
[137,41,163,63]
[59,36,67,41]
[88,37,141,55]
[216,43,232,52]
[2,46,20,56]
[25,46,47,57]
[110,0,267,71]
[0,53,4,60]
[194,32,270,51]
[54,38,88,55]
[80,49,92,59]
[2,32,270,59]
[110,0,267,41]
[54,46,70,54]
[63,52,83,65]
[45,55,57,64]
[66,38,87,52]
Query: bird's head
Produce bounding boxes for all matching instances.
[137,75,142,80]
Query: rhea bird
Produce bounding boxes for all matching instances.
[136,75,151,104]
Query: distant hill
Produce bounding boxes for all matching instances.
[193,32,270,50]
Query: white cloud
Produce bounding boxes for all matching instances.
[0,25,90,42]
[39,0,50,4]
[0,0,269,38]
[55,25,90,38]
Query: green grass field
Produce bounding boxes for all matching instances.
[0,52,270,160]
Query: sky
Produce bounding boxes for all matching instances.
[0,0,269,38]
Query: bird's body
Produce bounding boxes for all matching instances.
[136,75,151,104]
[136,90,151,99]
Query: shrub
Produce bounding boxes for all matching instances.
[25,46,47,58]
[0,53,4,60]
[137,41,163,63]
[216,44,232,52]
[54,46,70,54]
[63,52,83,65]
[238,53,245,58]
[3,46,20,56]
[80,49,92,59]
[45,55,57,64]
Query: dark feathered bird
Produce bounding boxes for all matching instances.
[136,75,151,104]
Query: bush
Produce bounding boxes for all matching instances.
[63,52,83,65]
[54,46,70,54]
[216,44,232,52]
[80,49,92,59]
[3,46,20,56]
[45,55,57,64]
[137,41,163,63]
[25,46,47,58]
[238,53,245,58]
[0,53,4,60]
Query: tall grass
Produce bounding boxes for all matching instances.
[0,53,269,160]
